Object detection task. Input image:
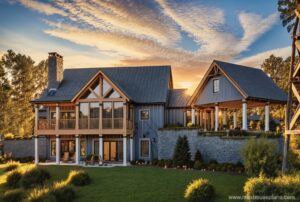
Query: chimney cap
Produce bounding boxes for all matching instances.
[48,52,63,58]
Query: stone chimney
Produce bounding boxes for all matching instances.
[48,52,63,90]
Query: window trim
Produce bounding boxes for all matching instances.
[213,78,220,93]
[139,138,151,159]
[139,109,150,121]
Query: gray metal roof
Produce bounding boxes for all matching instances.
[33,66,171,104]
[215,60,287,102]
[168,89,190,108]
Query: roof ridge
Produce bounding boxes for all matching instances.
[214,60,262,71]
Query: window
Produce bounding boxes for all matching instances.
[140,139,150,158]
[103,102,112,128]
[213,79,220,93]
[50,140,56,156]
[93,140,99,155]
[140,109,150,120]
[80,140,86,156]
[90,102,99,129]
[102,79,111,95]
[113,102,123,128]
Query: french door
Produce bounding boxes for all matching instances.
[103,141,123,161]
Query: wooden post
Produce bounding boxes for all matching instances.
[34,105,38,131]
[233,110,237,129]
[242,100,247,130]
[214,104,219,131]
[55,104,59,130]
[192,108,195,125]
[99,103,103,130]
[75,135,80,165]
[265,103,270,132]
[75,104,79,130]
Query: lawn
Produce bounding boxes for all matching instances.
[0,165,247,202]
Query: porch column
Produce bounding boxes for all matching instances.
[130,137,133,161]
[199,110,202,127]
[203,111,207,131]
[191,108,195,125]
[123,136,127,166]
[215,104,219,131]
[34,105,38,130]
[75,104,79,130]
[233,110,237,129]
[211,110,214,131]
[222,109,227,128]
[56,135,60,164]
[55,104,59,130]
[183,111,187,127]
[99,135,103,164]
[242,100,248,130]
[265,103,270,132]
[75,135,80,165]
[34,136,39,164]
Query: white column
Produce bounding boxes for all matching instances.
[99,135,103,164]
[265,103,270,132]
[123,136,127,166]
[215,105,219,131]
[233,110,237,129]
[34,105,38,130]
[130,137,133,161]
[222,109,227,127]
[75,135,80,165]
[56,135,60,164]
[34,136,39,164]
[183,111,187,127]
[191,108,195,125]
[242,101,248,130]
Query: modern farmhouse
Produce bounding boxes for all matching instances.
[31,53,287,165]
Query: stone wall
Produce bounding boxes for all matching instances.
[157,129,284,163]
[3,137,48,159]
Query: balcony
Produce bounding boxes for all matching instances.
[59,119,76,129]
[38,119,56,130]
[79,118,99,129]
[103,118,123,129]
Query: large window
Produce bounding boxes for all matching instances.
[79,103,89,129]
[80,140,86,156]
[213,79,220,93]
[93,140,99,155]
[114,102,123,128]
[89,102,99,129]
[140,109,150,121]
[103,102,112,128]
[140,139,150,158]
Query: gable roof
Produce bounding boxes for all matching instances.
[33,65,172,104]
[189,60,287,105]
[168,89,190,108]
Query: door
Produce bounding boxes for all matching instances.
[103,141,123,161]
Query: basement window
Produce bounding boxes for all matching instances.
[213,79,220,93]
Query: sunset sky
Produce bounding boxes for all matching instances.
[0,0,292,93]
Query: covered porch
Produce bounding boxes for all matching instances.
[34,134,134,166]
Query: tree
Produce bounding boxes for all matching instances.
[173,135,191,167]
[278,0,299,33]
[194,149,203,163]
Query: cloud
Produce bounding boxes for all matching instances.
[18,0,67,16]
[236,46,290,67]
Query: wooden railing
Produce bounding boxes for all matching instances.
[59,119,75,129]
[38,119,56,130]
[103,118,123,129]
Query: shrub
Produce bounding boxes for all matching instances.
[152,159,158,166]
[241,138,279,177]
[194,150,203,163]
[21,168,51,189]
[26,187,54,202]
[244,173,300,201]
[184,178,215,202]
[173,135,191,167]
[3,189,25,202]
[6,171,22,188]
[50,185,76,202]
[193,161,204,170]
[158,159,165,167]
[4,161,20,172]
[67,170,91,186]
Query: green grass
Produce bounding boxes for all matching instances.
[0,165,247,202]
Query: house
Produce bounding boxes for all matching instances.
[32,53,287,165]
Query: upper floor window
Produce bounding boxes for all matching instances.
[140,109,150,121]
[213,79,220,93]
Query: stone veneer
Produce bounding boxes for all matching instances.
[157,129,283,163]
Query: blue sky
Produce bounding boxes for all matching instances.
[0,0,292,91]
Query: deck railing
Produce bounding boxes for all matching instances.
[59,119,76,129]
[38,119,56,130]
[103,118,123,129]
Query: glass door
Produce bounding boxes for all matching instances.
[103,141,123,161]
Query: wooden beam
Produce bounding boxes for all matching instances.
[292,83,300,103]
[293,62,300,77]
[289,105,300,129]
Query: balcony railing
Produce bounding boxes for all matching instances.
[103,118,123,129]
[38,119,56,130]
[59,119,76,129]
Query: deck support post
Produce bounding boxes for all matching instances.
[192,108,195,125]
[75,135,80,165]
[233,110,237,129]
[56,135,60,164]
[99,135,103,165]
[123,136,127,166]
[215,104,219,131]
[34,136,39,164]
[265,103,270,132]
[242,100,248,130]
[130,137,133,161]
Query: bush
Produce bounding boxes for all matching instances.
[21,168,51,189]
[193,161,204,170]
[241,138,279,177]
[184,178,215,202]
[244,173,300,201]
[26,187,54,202]
[4,162,20,172]
[6,171,22,188]
[67,170,91,186]
[50,185,76,202]
[173,135,191,167]
[152,159,158,166]
[3,189,25,202]
[194,150,203,163]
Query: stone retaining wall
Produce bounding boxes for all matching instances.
[158,129,283,163]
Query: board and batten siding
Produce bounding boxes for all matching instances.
[134,105,165,160]
[196,75,242,105]
[167,108,185,126]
